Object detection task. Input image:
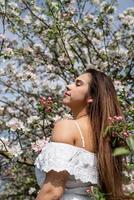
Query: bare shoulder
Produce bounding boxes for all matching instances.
[51,119,75,145]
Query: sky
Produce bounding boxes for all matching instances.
[117,0,134,13]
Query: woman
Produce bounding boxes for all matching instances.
[35,68,124,200]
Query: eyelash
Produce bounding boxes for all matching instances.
[76,82,81,86]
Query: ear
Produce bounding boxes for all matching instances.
[87,98,93,103]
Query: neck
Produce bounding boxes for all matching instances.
[71,106,88,120]
[73,113,88,119]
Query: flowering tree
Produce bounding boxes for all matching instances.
[0,0,134,199]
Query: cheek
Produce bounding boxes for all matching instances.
[71,89,87,101]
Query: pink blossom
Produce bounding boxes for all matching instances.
[31,137,50,153]
[123,132,129,138]
[48,97,52,101]
[86,186,94,193]
[113,115,123,122]
[86,188,91,193]
[118,116,123,121]
[39,96,53,106]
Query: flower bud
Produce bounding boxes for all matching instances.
[48,97,52,101]
[123,132,129,138]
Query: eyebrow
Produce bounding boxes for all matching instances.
[75,79,87,84]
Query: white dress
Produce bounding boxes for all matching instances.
[35,121,99,200]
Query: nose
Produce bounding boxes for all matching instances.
[66,81,74,91]
[66,85,71,91]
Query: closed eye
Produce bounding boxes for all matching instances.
[75,80,82,86]
[76,83,81,86]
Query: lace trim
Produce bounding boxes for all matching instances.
[35,142,98,184]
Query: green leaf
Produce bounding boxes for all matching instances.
[113,147,130,156]
[126,135,134,152]
[127,163,134,170]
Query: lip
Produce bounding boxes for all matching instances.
[64,91,71,97]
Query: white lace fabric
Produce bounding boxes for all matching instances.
[35,142,98,187]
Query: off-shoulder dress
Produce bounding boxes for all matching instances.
[35,121,99,200]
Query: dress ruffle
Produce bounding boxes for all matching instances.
[35,142,98,187]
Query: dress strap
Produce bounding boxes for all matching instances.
[74,121,85,148]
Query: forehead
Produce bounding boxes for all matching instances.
[76,73,91,83]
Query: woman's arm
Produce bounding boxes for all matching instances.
[36,170,69,200]
[36,119,75,200]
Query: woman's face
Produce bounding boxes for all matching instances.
[62,73,91,109]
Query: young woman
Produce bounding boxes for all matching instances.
[35,68,124,200]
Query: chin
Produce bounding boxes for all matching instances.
[62,98,71,108]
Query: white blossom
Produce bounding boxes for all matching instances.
[25,71,37,81]
[7,143,23,157]
[91,0,100,5]
[0,68,5,75]
[31,136,50,152]
[27,116,40,124]
[100,1,116,13]
[26,46,34,53]
[6,118,25,131]
[8,2,18,8]
[4,48,14,56]
[28,187,36,195]
[85,13,94,21]
[47,64,54,71]
[119,8,134,27]
[52,115,61,122]
[7,107,16,114]
[63,113,72,119]
[33,43,44,50]
[0,33,6,40]
[22,15,31,24]
[115,32,122,40]
[118,47,128,57]
[16,72,23,79]
[40,14,47,21]
[114,80,124,92]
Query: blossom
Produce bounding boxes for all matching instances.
[0,68,5,75]
[4,48,14,56]
[33,43,44,50]
[6,118,25,131]
[25,71,37,81]
[0,33,6,40]
[7,143,23,157]
[28,187,36,195]
[27,116,40,124]
[113,115,123,121]
[114,80,124,92]
[39,96,53,112]
[123,132,129,138]
[22,15,31,24]
[53,115,61,122]
[47,64,54,71]
[119,8,134,27]
[91,0,100,5]
[31,137,50,152]
[100,2,116,13]
[8,2,18,8]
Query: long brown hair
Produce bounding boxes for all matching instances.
[85,68,124,199]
